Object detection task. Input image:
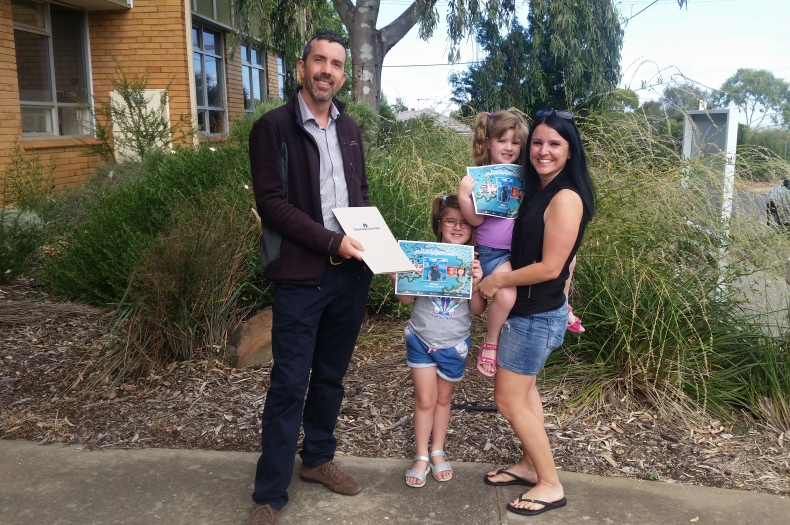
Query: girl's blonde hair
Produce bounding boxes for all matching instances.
[430,194,476,246]
[471,110,529,166]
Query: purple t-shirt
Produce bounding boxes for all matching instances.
[475,215,513,250]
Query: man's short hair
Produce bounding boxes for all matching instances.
[301,31,347,63]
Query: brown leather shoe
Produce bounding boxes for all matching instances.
[249,504,279,525]
[299,461,363,495]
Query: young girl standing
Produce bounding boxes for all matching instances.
[393,195,486,487]
[458,111,528,377]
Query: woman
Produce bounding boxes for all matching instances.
[478,109,595,516]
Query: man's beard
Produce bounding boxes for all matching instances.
[309,75,334,101]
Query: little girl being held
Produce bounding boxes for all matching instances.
[392,195,485,487]
[458,111,528,377]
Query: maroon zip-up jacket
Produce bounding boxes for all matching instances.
[249,89,369,285]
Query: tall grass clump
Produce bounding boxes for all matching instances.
[550,110,790,426]
[39,142,251,304]
[80,190,259,386]
[365,116,472,312]
[0,144,52,282]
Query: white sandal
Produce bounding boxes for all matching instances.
[431,450,453,482]
[405,455,431,488]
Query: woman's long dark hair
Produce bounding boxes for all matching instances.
[521,114,596,222]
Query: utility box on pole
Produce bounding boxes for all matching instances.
[682,108,739,225]
[682,108,739,296]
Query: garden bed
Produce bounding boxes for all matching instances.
[1,276,787,496]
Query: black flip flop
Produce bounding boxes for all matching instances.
[483,468,537,487]
[506,496,568,516]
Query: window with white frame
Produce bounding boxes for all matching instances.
[12,0,90,137]
[192,24,226,134]
[277,57,285,99]
[241,45,267,112]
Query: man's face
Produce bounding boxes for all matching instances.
[297,39,347,104]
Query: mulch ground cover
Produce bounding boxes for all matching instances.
[1,276,788,496]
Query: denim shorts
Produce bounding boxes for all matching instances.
[405,326,470,382]
[497,302,567,376]
[477,245,511,277]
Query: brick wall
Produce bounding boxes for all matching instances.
[23,140,103,188]
[1,0,193,191]
[266,50,279,99]
[225,39,244,125]
[0,0,24,186]
[1,0,285,191]
[89,0,193,143]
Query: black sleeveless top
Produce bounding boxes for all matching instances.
[509,168,589,317]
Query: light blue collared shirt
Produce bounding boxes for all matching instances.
[297,91,348,234]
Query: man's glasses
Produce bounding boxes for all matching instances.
[442,218,472,230]
[536,108,574,120]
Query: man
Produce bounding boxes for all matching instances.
[428,264,442,282]
[248,31,372,525]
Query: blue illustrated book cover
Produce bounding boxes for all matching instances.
[394,241,474,300]
[467,164,523,219]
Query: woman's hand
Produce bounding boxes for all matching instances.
[478,273,501,301]
[459,175,476,199]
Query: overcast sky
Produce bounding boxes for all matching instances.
[375,0,790,115]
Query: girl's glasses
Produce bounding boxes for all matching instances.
[442,218,472,230]
[536,108,574,120]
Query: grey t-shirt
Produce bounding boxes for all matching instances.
[406,296,471,349]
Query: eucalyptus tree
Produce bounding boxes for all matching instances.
[451,0,623,116]
[234,0,690,112]
[712,69,790,128]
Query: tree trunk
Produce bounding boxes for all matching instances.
[334,0,423,112]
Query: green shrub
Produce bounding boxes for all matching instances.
[548,111,790,423]
[366,116,471,312]
[0,209,43,283]
[228,98,285,148]
[0,144,52,281]
[41,161,146,229]
[84,58,196,163]
[553,250,789,420]
[229,98,380,151]
[83,190,259,385]
[39,143,251,304]
[343,101,379,147]
[2,143,54,212]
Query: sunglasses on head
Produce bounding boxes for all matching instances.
[536,108,574,120]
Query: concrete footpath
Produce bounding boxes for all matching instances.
[1,439,787,525]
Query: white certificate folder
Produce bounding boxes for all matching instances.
[332,206,415,274]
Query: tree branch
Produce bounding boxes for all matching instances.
[333,0,354,28]
[379,2,420,54]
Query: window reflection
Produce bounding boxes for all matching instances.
[242,45,267,112]
[242,65,253,111]
[51,4,88,104]
[14,1,90,136]
[203,29,216,54]
[193,24,225,134]
[11,0,45,28]
[194,53,204,106]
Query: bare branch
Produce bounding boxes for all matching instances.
[333,0,355,27]
[379,2,420,54]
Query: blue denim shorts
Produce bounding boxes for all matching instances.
[405,326,470,382]
[497,302,567,376]
[477,245,511,277]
